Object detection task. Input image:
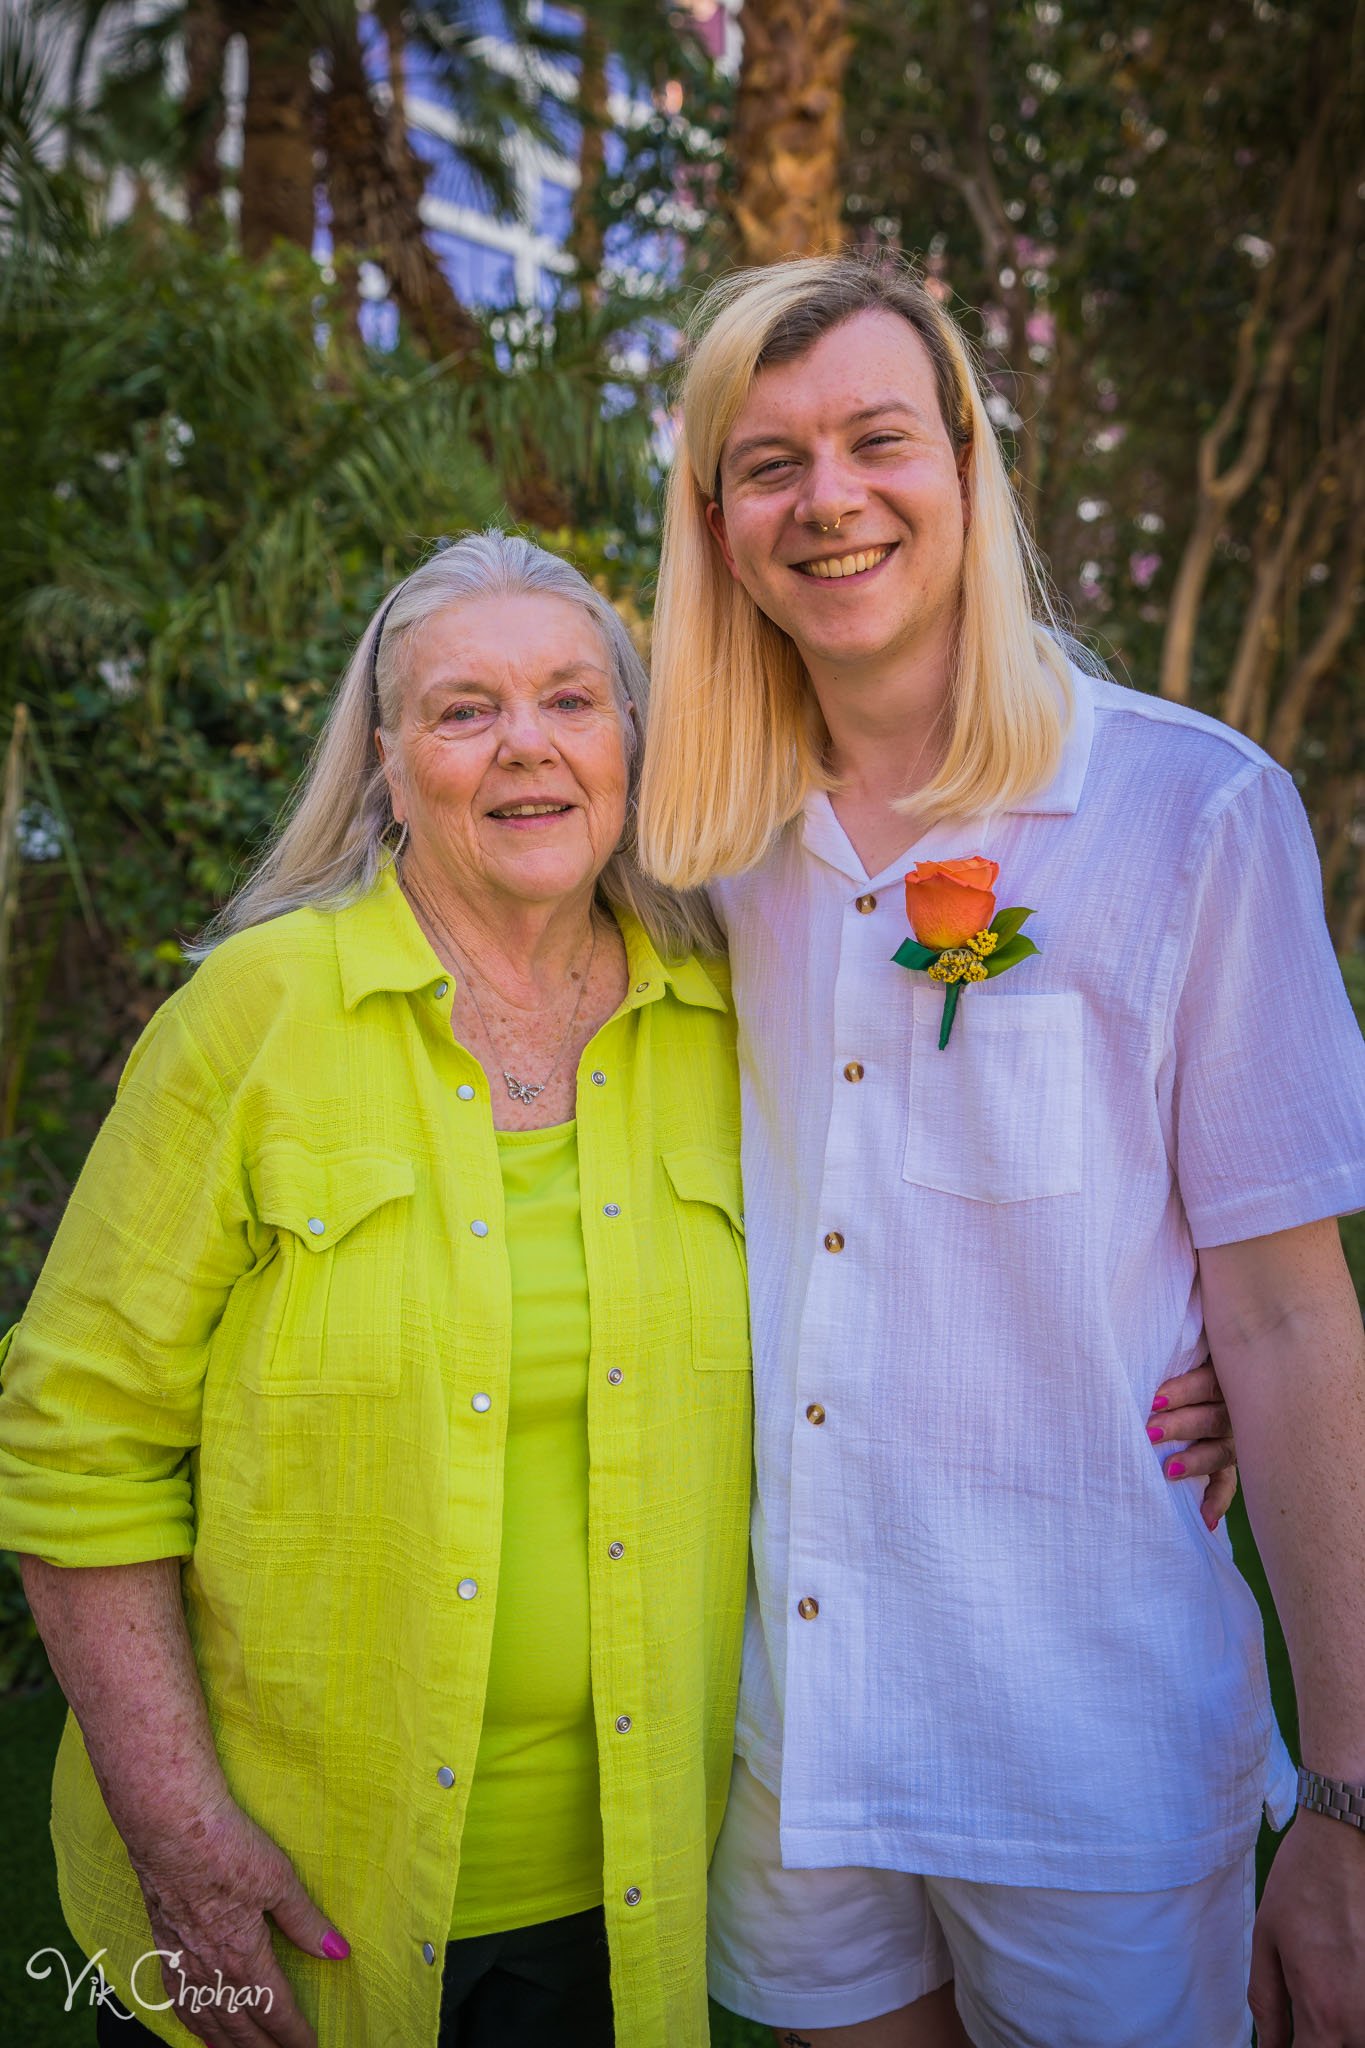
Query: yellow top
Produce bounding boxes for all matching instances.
[449,1119,602,1939]
[0,865,752,2048]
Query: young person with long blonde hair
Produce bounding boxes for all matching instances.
[639,257,1365,2048]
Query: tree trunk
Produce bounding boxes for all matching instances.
[223,1,315,258]
[569,12,609,295]
[321,15,483,360]
[322,9,565,524]
[183,0,230,226]
[731,0,851,265]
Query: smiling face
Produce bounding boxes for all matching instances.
[378,592,630,916]
[707,308,970,684]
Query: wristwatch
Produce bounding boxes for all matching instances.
[1298,1767,1365,1830]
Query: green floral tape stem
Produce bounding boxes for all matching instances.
[891,907,1040,1048]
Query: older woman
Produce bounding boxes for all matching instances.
[0,533,752,2048]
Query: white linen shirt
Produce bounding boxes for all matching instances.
[711,668,1365,1891]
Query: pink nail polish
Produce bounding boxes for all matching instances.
[1167,1459,1186,1478]
[321,1931,350,1960]
[1151,1395,1169,1411]
[1147,1424,1164,1443]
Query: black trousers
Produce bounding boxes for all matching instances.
[93,1905,614,2048]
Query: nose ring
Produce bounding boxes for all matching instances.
[818,516,842,534]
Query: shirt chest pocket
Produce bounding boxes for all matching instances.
[242,1147,417,1395]
[661,1147,751,1371]
[902,988,1083,1203]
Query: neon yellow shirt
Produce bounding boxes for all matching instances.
[0,866,752,2048]
[449,1119,603,1939]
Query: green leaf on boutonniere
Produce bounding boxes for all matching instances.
[988,905,1036,944]
[892,938,940,972]
[982,934,1040,977]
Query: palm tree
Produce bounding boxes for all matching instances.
[731,0,850,264]
[317,1,483,358]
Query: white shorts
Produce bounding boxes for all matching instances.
[707,1758,1255,2048]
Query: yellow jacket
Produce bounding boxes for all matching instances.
[0,867,752,2047]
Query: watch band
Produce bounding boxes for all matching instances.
[1297,1766,1365,1830]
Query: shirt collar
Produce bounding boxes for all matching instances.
[335,861,726,1014]
[800,661,1096,887]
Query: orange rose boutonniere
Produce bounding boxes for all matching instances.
[893,855,1039,1048]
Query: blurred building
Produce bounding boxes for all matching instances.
[395,0,737,315]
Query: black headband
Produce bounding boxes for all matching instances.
[368,537,454,702]
[368,582,406,703]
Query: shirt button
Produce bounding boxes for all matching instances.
[456,1083,475,1101]
[422,1942,437,1965]
[471,1392,491,1413]
[797,1596,820,1620]
[824,1231,845,1253]
[591,1069,607,1086]
[806,1403,826,1425]
[624,1886,642,1906]
[436,1766,456,1788]
[435,981,449,999]
[634,982,649,993]
[855,893,877,914]
[470,1219,489,1238]
[608,1541,625,1559]
[603,1202,621,1218]
[843,1061,864,1082]
[607,1368,623,1385]
[615,1714,632,1734]
[307,1218,325,1236]
[457,1578,479,1600]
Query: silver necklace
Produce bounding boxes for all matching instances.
[463,921,598,1104]
[404,876,598,1105]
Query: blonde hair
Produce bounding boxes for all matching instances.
[196,531,721,958]
[638,255,1073,888]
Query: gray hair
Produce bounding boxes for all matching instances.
[195,531,721,958]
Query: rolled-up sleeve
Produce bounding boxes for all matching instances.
[1170,763,1365,1249]
[0,995,251,1565]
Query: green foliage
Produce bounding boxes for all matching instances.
[842,0,1364,829]
[0,217,662,1329]
[0,1553,49,1694]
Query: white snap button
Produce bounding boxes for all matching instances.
[436,1766,455,1788]
[435,981,449,999]
[307,1218,325,1236]
[591,1070,606,1085]
[608,1541,625,1559]
[457,1578,479,1600]
[456,1084,475,1101]
[422,1942,436,1965]
[634,982,649,993]
[607,1368,623,1385]
[624,1886,641,1906]
[603,1202,620,1218]
[615,1714,632,1733]
[470,1219,489,1238]
[471,1392,491,1413]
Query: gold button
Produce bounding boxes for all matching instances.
[855,894,877,914]
[806,1403,826,1425]
[797,1596,820,1620]
[843,1061,864,1082]
[823,1231,845,1253]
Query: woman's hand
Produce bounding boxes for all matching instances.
[128,1792,346,2048]
[1148,1361,1237,1531]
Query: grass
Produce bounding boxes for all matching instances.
[1,1686,96,2048]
